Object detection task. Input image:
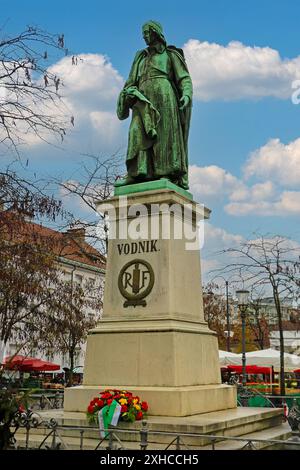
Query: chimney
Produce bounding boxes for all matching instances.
[65,227,86,243]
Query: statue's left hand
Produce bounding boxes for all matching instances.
[179,95,190,111]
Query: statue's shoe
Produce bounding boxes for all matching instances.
[162,177,189,190]
[114,176,136,187]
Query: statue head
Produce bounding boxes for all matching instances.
[142,21,166,46]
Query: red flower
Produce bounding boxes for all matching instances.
[87,404,94,414]
[101,392,112,400]
[87,389,149,424]
[141,401,148,412]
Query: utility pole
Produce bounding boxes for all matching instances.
[225,281,231,352]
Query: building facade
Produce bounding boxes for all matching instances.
[270,321,300,353]
[5,223,106,372]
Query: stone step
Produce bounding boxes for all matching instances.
[15,407,285,448]
[14,423,292,451]
[202,422,292,450]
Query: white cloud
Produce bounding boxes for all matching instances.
[24,53,125,152]
[226,191,300,216]
[189,160,300,216]
[250,181,275,201]
[184,39,300,101]
[49,54,124,147]
[189,164,245,200]
[49,54,123,110]
[58,181,96,216]
[278,191,300,213]
[89,111,121,141]
[201,224,300,284]
[244,137,300,186]
[229,181,275,203]
[204,222,244,249]
[201,222,245,282]
[223,137,300,215]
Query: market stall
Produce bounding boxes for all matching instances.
[218,350,240,366]
[2,355,62,390]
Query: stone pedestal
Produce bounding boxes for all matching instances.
[64,181,237,416]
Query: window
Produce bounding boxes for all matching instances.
[8,343,18,356]
[75,274,83,285]
[74,349,81,363]
[62,354,67,365]
[63,271,71,281]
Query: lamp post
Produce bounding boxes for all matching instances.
[225,281,230,352]
[212,276,231,352]
[236,289,250,387]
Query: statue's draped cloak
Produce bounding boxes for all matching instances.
[117,45,192,186]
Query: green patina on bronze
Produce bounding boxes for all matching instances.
[114,178,193,200]
[116,21,193,191]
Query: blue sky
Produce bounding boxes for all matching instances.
[2,0,300,275]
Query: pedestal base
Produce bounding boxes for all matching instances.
[65,188,237,418]
[65,318,237,416]
[64,383,236,416]
[82,319,226,388]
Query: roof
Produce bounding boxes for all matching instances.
[258,297,295,307]
[0,211,106,270]
[271,320,300,332]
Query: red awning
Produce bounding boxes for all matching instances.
[227,365,272,375]
[294,369,300,374]
[3,355,60,372]
[30,360,60,371]
[3,355,36,369]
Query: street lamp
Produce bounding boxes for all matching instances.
[236,289,250,387]
[212,276,231,352]
[225,281,230,353]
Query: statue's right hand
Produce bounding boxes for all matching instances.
[121,89,136,108]
[124,86,137,97]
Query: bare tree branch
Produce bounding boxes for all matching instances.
[214,234,300,395]
[0,25,72,154]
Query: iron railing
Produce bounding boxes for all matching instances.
[3,386,300,451]
[8,413,300,451]
[29,391,64,411]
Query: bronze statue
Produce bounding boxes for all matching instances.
[116,21,193,190]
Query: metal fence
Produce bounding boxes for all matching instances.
[2,385,300,451]
[29,391,64,411]
[237,384,300,415]
[7,410,300,451]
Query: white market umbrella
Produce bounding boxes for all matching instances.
[236,348,300,371]
[218,350,241,366]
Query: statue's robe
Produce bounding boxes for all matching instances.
[117,44,193,188]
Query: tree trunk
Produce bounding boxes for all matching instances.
[0,339,7,363]
[67,350,74,387]
[273,287,285,396]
